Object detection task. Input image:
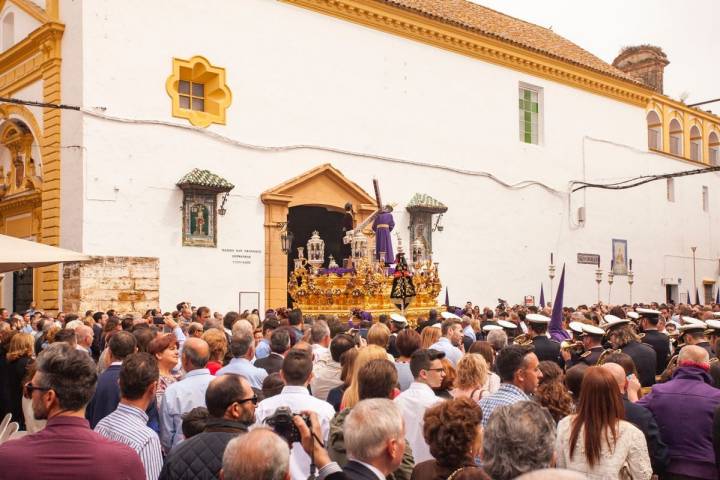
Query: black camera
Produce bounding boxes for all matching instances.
[264,406,311,445]
[152,316,165,325]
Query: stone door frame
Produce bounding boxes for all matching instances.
[260,164,376,310]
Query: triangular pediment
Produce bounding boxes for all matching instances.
[261,164,376,211]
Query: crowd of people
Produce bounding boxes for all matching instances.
[0,299,719,479]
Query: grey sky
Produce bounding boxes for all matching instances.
[474,0,720,110]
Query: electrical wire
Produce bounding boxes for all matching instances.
[0,95,564,195]
[571,165,720,193]
[3,95,718,199]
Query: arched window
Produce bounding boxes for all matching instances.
[1,12,14,50]
[669,118,683,156]
[710,132,720,166]
[647,111,662,150]
[690,125,703,162]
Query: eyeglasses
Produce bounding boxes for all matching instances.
[234,395,258,406]
[23,382,51,399]
[426,368,445,373]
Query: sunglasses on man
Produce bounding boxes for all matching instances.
[235,395,258,406]
[23,382,51,399]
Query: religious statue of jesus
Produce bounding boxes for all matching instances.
[372,205,395,264]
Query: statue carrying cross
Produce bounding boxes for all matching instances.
[342,178,395,265]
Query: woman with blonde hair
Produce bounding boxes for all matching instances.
[452,353,489,401]
[367,323,395,361]
[202,328,228,375]
[420,325,442,349]
[6,332,35,429]
[341,345,391,409]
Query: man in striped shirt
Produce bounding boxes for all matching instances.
[95,352,163,480]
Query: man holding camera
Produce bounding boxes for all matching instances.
[223,400,406,480]
[160,374,255,479]
[255,348,336,480]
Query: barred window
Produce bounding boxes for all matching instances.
[519,85,541,145]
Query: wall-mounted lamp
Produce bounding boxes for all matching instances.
[218,192,230,216]
[432,213,444,232]
[277,222,294,255]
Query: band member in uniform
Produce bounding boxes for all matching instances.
[497,319,517,343]
[678,320,712,357]
[706,318,720,357]
[570,324,606,367]
[525,314,562,367]
[605,317,657,387]
[638,308,671,374]
[560,322,585,366]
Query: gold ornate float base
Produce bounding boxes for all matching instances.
[288,258,441,326]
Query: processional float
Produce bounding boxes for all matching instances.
[287,179,442,325]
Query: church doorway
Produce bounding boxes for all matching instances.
[287,205,345,306]
[261,164,377,310]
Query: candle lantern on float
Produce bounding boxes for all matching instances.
[307,231,325,271]
[351,231,368,265]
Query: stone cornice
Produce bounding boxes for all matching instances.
[281,0,653,107]
[0,22,64,72]
[0,190,41,212]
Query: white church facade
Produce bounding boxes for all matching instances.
[1,0,720,314]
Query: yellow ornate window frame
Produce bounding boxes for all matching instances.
[165,56,232,128]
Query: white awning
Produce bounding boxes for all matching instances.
[0,234,90,273]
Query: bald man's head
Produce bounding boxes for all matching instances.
[601,362,627,393]
[678,345,710,365]
[183,337,210,371]
[206,374,254,422]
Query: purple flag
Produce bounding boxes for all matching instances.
[549,264,570,342]
[539,284,546,308]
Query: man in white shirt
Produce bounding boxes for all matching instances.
[394,348,445,463]
[429,318,463,366]
[310,320,331,363]
[311,333,356,401]
[255,348,335,480]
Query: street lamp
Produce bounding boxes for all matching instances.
[279,223,294,255]
[627,258,634,304]
[595,257,603,304]
[691,246,697,301]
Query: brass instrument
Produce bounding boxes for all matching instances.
[658,354,679,383]
[513,333,532,346]
[561,340,585,355]
[596,348,621,366]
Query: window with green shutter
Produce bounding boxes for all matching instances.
[519,86,540,145]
